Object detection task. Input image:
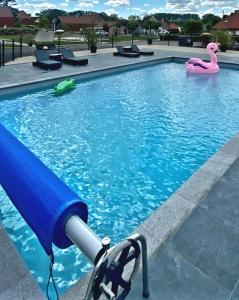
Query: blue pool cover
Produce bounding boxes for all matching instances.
[0,124,88,255]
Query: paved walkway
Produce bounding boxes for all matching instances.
[129,158,239,300]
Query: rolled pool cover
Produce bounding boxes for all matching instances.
[0,123,88,255]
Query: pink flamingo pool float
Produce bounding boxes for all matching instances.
[186,42,220,74]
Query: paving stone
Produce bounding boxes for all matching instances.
[229,282,239,300]
[201,161,239,229]
[169,206,239,291]
[0,228,29,295]
[129,244,230,300]
[0,276,44,300]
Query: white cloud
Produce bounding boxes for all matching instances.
[165,0,239,14]
[131,7,145,13]
[105,8,118,15]
[147,7,161,14]
[16,1,57,14]
[144,3,150,7]
[59,2,68,7]
[105,0,130,7]
[75,1,95,9]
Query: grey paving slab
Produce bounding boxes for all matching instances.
[201,158,239,229]
[136,193,195,257]
[229,281,239,300]
[169,206,239,291]
[129,244,230,300]
[0,276,44,300]
[0,227,44,299]
[0,227,29,295]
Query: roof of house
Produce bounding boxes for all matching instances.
[0,7,13,18]
[169,23,179,30]
[213,10,239,30]
[162,19,170,30]
[78,14,104,24]
[18,11,31,20]
[58,14,104,26]
[107,21,125,28]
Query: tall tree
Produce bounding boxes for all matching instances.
[0,0,16,6]
[202,13,221,30]
[127,15,141,32]
[184,20,203,35]
[39,9,67,23]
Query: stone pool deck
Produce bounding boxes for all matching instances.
[0,46,239,299]
[0,45,239,93]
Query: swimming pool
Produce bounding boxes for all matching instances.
[0,62,239,294]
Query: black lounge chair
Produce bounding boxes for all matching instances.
[113,46,140,58]
[61,49,88,66]
[131,44,154,56]
[33,50,62,70]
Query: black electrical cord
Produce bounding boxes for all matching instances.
[46,255,60,300]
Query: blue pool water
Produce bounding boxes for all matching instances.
[0,62,239,294]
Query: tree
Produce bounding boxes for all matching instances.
[142,18,160,34]
[184,20,203,35]
[127,15,141,32]
[202,13,221,30]
[39,15,50,29]
[0,0,16,6]
[39,9,67,23]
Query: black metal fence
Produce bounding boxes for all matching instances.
[0,34,204,67]
[0,38,25,67]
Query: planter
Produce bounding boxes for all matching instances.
[147,38,153,45]
[90,45,97,53]
[220,44,227,52]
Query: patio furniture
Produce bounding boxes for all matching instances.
[131,44,154,55]
[33,50,62,70]
[49,53,62,61]
[113,46,140,58]
[61,49,88,66]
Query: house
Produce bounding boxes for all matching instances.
[107,21,128,36]
[57,14,104,31]
[17,11,35,26]
[162,19,179,32]
[0,7,14,28]
[212,10,239,36]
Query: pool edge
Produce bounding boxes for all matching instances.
[0,56,239,299]
[1,57,239,98]
[61,132,239,300]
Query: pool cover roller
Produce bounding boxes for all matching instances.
[0,123,88,256]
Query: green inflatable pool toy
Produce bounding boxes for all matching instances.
[53,78,76,96]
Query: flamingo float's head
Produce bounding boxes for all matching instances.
[207,42,219,53]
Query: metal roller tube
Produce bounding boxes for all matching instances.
[65,215,103,263]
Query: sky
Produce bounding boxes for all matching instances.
[16,0,239,17]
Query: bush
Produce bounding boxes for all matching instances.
[0,27,37,35]
[84,28,99,48]
[212,30,234,51]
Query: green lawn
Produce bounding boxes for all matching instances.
[0,35,33,44]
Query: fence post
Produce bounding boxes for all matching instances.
[2,40,5,66]
[12,39,15,61]
[20,36,23,57]
[111,35,114,48]
[131,33,134,45]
